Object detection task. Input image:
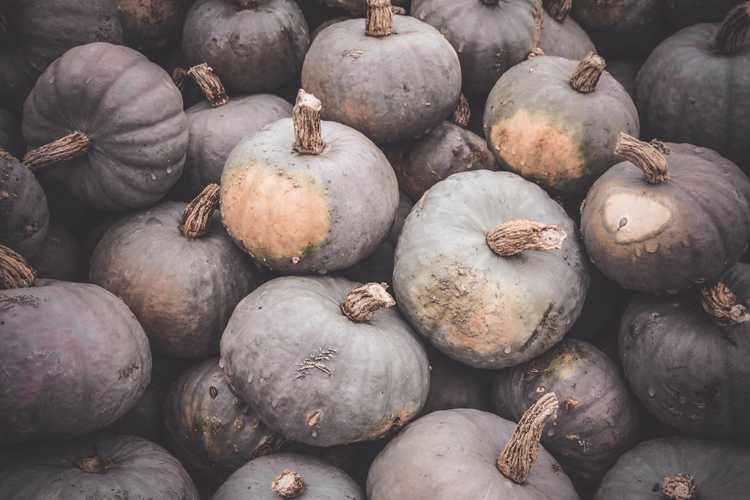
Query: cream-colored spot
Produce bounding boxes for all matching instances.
[603,193,672,244]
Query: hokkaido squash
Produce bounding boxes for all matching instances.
[0,155,49,259]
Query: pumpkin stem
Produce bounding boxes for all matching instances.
[23,131,90,171]
[451,94,471,128]
[77,455,109,474]
[701,282,750,326]
[0,148,16,161]
[187,63,229,107]
[531,0,544,55]
[366,0,394,37]
[341,282,396,322]
[172,67,188,92]
[715,2,750,55]
[180,183,221,239]
[292,89,325,155]
[271,469,305,498]
[544,0,572,21]
[614,133,669,184]
[0,245,36,290]
[497,392,559,484]
[486,219,567,257]
[661,474,696,500]
[570,52,606,94]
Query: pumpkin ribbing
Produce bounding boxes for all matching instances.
[701,282,750,325]
[366,0,394,37]
[570,52,606,94]
[661,474,696,500]
[715,2,750,54]
[0,244,36,289]
[544,0,571,21]
[187,63,228,107]
[340,282,396,322]
[272,469,305,498]
[179,183,220,239]
[486,219,567,257]
[292,90,325,155]
[614,133,669,184]
[23,131,90,171]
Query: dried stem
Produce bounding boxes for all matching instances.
[452,94,471,128]
[23,131,90,171]
[77,455,110,474]
[570,52,606,94]
[0,148,16,161]
[292,90,325,155]
[661,474,696,500]
[366,0,394,37]
[0,245,36,290]
[180,184,220,239]
[271,470,304,498]
[701,282,750,326]
[486,220,566,257]
[614,133,669,184]
[187,63,229,107]
[715,2,750,55]
[341,282,396,322]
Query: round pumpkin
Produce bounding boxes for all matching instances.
[636,5,750,169]
[394,170,589,369]
[539,0,596,60]
[117,0,189,53]
[0,108,22,157]
[221,277,430,446]
[581,135,750,294]
[220,90,399,273]
[595,437,750,500]
[0,155,49,259]
[663,0,743,30]
[90,185,258,359]
[0,435,199,499]
[302,0,461,143]
[491,339,640,487]
[29,223,83,282]
[423,344,489,414]
[22,42,188,211]
[314,0,409,14]
[485,53,639,197]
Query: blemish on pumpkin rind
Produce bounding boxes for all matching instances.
[602,193,672,244]
[366,405,420,440]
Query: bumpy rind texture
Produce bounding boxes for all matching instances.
[0,155,49,258]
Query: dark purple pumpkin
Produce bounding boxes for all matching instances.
[663,0,743,30]
[0,155,49,259]
[29,223,83,282]
[0,109,22,157]
[423,344,489,414]
[117,0,189,53]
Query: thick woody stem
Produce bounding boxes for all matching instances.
[544,0,572,21]
[570,52,606,94]
[0,148,16,161]
[715,2,750,55]
[341,283,396,322]
[292,90,325,155]
[701,282,750,326]
[187,63,229,107]
[77,455,109,474]
[180,184,220,239]
[23,131,90,171]
[452,94,471,128]
[366,0,394,37]
[531,0,544,54]
[614,133,669,184]
[486,220,567,257]
[661,474,696,500]
[0,245,36,289]
[271,469,304,498]
[498,392,559,484]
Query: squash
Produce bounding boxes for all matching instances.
[394,170,589,369]
[221,277,430,446]
[0,245,151,444]
[0,155,49,259]
[29,223,83,282]
[491,339,640,487]
[581,135,750,294]
[117,0,189,53]
[663,0,743,30]
[367,396,579,499]
[539,0,596,60]
[22,42,188,211]
[302,0,462,143]
[0,109,22,157]
[0,435,199,499]
[220,90,399,273]
[423,344,490,414]
[484,53,639,196]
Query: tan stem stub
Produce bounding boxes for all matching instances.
[498,392,559,484]
[0,148,16,161]
[0,245,36,290]
[570,52,606,94]
[544,0,572,22]
[187,63,229,107]
[527,47,545,59]
[452,94,471,128]
[715,2,750,55]
[661,474,696,500]
[341,282,396,322]
[172,67,188,92]
[614,133,669,184]
[701,282,750,326]
[77,455,109,474]
[292,89,325,155]
[366,0,394,37]
[531,0,544,53]
[271,469,304,498]
[23,131,90,171]
[180,183,220,239]
[487,220,567,257]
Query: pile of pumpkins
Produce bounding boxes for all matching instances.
[2,0,750,498]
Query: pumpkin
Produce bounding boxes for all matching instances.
[605,59,641,100]
[29,223,83,282]
[0,0,123,111]
[595,437,750,500]
[220,90,398,273]
[636,4,750,169]
[314,0,409,14]
[221,278,430,446]
[368,396,579,499]
[619,263,750,439]
[423,344,490,414]
[0,155,49,259]
[164,358,285,484]
[117,0,189,53]
[22,42,188,211]
[539,0,596,60]
[302,0,462,143]
[394,170,589,369]
[0,108,22,157]
[491,339,640,487]
[182,0,309,95]
[581,135,750,294]
[212,453,363,500]
[91,185,258,358]
[0,435,199,499]
[485,53,639,197]
[663,0,743,30]
[0,246,151,444]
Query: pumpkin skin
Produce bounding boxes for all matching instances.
[212,453,364,500]
[313,0,409,14]
[0,280,151,444]
[423,344,489,414]
[0,108,22,157]
[29,223,84,282]
[605,59,641,100]
[367,409,578,500]
[491,339,640,486]
[539,10,597,61]
[23,42,188,211]
[594,437,750,500]
[90,200,257,359]
[394,170,589,369]
[0,435,199,499]
[581,142,750,294]
[0,155,49,259]
[221,276,430,447]
[485,55,639,197]
[301,14,462,144]
[663,0,743,30]
[182,0,310,95]
[117,0,189,53]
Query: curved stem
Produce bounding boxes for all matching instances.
[0,245,36,290]
[614,133,669,184]
[661,474,696,500]
[569,52,606,94]
[23,131,90,171]
[341,282,396,322]
[451,94,471,128]
[187,63,228,107]
[486,220,566,257]
[715,2,750,55]
[271,469,304,498]
[701,282,750,326]
[292,90,325,155]
[544,0,572,22]
[180,184,220,239]
[531,0,544,54]
[366,0,394,37]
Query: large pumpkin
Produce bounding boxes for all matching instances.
[394,170,589,369]
[485,53,639,197]
[22,42,188,211]
[117,0,189,53]
[0,155,49,259]
[221,277,430,446]
[663,0,743,30]
[302,0,462,143]
[637,4,750,169]
[581,135,750,294]
[0,109,22,157]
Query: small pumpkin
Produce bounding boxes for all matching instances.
[221,278,430,446]
[0,108,22,157]
[0,155,49,259]
[423,344,490,414]
[29,223,84,282]
[663,0,743,30]
[302,0,462,143]
[368,396,579,499]
[117,0,189,53]
[22,42,188,211]
[581,135,750,294]
[394,170,589,369]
